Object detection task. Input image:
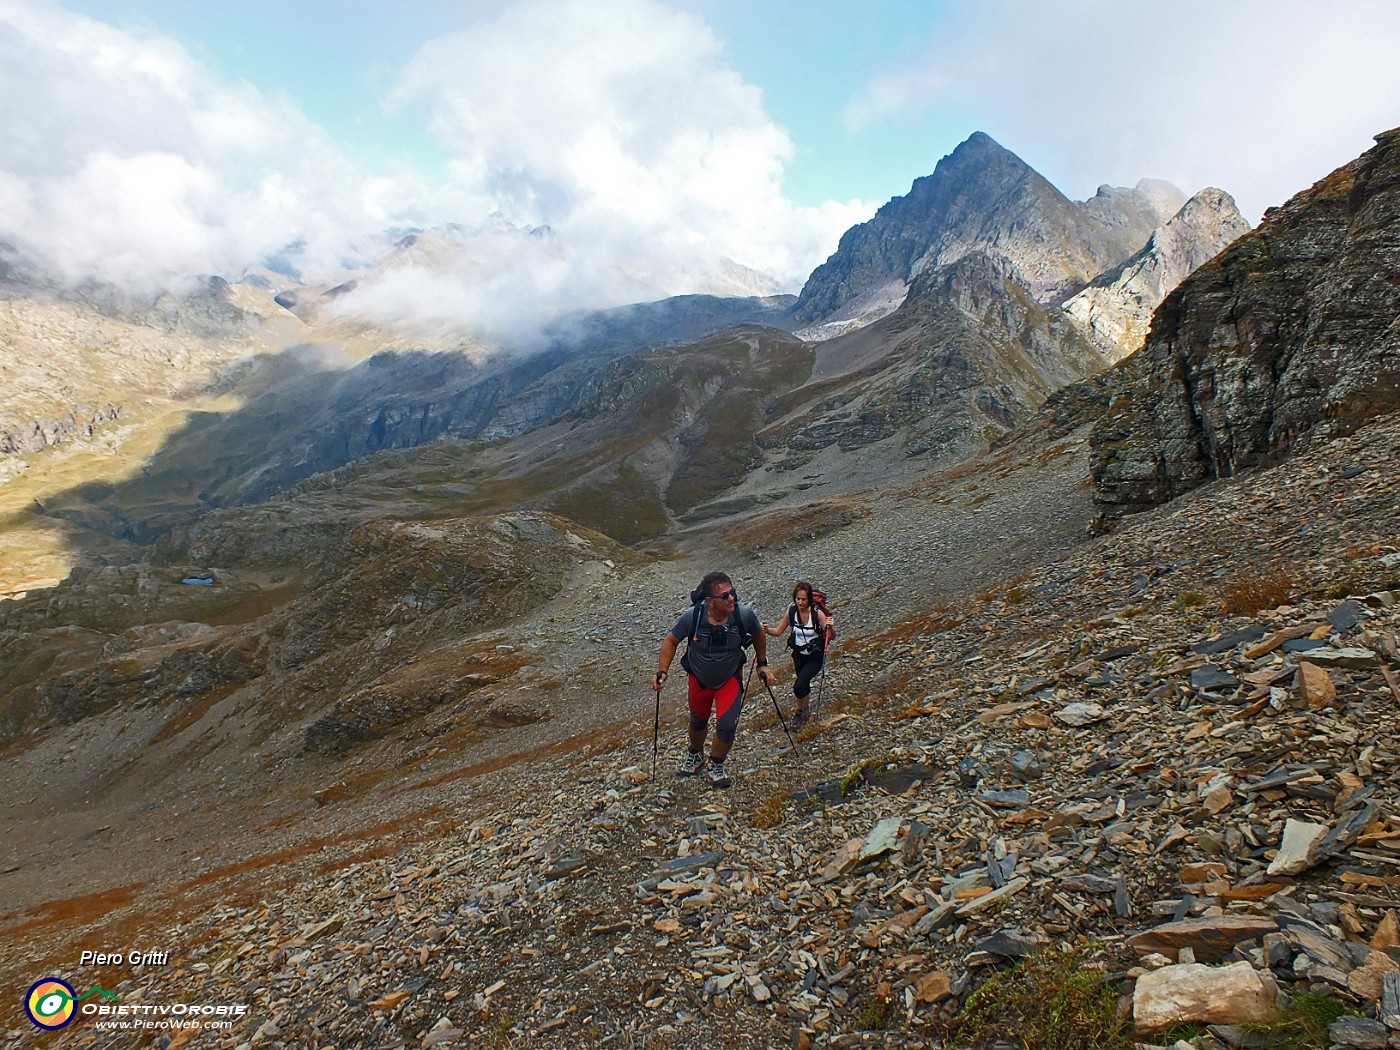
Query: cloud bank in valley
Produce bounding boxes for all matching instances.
[386,0,866,289]
[0,0,869,340]
[0,0,405,292]
[334,0,872,340]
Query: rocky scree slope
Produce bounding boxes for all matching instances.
[3,409,1398,1049]
[0,392,1098,940]
[1090,127,1400,517]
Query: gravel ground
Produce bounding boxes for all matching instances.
[3,412,1395,1049]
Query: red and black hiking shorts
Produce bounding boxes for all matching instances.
[687,673,745,744]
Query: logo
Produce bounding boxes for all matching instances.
[26,978,76,1030]
[24,978,120,1030]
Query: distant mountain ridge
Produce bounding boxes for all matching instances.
[1064,187,1251,363]
[0,129,1251,593]
[792,132,1187,335]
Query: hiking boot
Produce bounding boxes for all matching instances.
[677,750,705,777]
[792,706,810,730]
[704,757,731,788]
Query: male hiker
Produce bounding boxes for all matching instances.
[652,571,775,787]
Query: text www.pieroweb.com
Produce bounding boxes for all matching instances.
[92,1016,235,1032]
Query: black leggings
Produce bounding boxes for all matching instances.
[791,649,824,702]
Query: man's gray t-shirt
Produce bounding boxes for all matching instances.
[671,603,761,690]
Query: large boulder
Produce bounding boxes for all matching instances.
[1133,961,1279,1031]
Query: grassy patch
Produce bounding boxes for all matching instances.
[1170,590,1207,612]
[148,685,239,744]
[1238,990,1350,1050]
[943,945,1131,1050]
[546,462,669,545]
[1220,560,1294,615]
[729,497,871,553]
[751,790,789,829]
[1315,575,1366,601]
[865,603,965,648]
[855,984,895,1031]
[664,394,764,514]
[1003,584,1030,605]
[839,754,897,797]
[1158,1023,1210,1044]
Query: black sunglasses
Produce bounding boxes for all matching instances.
[709,589,737,602]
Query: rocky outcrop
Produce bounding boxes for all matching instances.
[757,251,1104,480]
[1063,188,1252,362]
[1092,128,1400,515]
[793,132,1184,332]
[0,403,121,455]
[0,278,289,466]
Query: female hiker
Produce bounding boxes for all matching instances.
[762,580,834,729]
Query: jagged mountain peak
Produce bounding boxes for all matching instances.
[793,132,1190,335]
[930,129,1028,172]
[1173,185,1241,222]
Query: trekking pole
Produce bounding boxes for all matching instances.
[762,677,800,756]
[814,626,834,724]
[652,680,661,782]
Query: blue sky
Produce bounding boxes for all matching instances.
[4,0,1400,315]
[60,0,955,207]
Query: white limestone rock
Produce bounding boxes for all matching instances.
[1133,961,1278,1031]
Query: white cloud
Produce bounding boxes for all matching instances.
[0,0,412,291]
[382,0,870,305]
[841,0,1400,223]
[0,0,869,333]
[842,67,952,133]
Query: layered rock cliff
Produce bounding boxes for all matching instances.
[1091,128,1400,514]
[0,276,291,465]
